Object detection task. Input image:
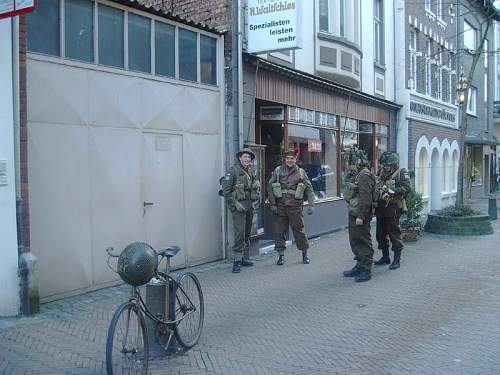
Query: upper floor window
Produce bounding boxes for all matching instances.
[436,0,443,19]
[484,39,488,68]
[319,0,329,32]
[409,30,417,89]
[426,39,432,96]
[26,0,218,86]
[340,0,345,37]
[463,20,476,51]
[374,0,383,64]
[425,0,432,12]
[467,86,477,115]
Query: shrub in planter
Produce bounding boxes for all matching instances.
[400,190,424,241]
[425,204,493,235]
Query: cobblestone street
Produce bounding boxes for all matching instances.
[1,216,500,375]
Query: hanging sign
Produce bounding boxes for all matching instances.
[246,0,302,54]
[0,0,35,20]
[308,139,322,153]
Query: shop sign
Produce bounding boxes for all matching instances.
[246,0,302,54]
[0,0,35,20]
[260,106,284,120]
[409,94,457,128]
[308,139,322,153]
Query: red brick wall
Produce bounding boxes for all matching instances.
[19,16,30,252]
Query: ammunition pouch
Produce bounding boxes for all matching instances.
[235,183,246,201]
[271,182,283,198]
[251,180,260,201]
[294,183,306,200]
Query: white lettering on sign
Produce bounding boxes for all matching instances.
[246,0,302,54]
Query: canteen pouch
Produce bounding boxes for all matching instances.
[294,182,306,200]
[271,182,283,198]
[235,183,246,201]
[251,180,260,201]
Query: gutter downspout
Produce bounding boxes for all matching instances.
[237,0,244,149]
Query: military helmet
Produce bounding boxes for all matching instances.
[117,242,158,286]
[283,149,297,158]
[379,151,399,166]
[236,147,255,160]
[344,147,369,166]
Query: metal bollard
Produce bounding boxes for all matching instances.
[488,197,498,220]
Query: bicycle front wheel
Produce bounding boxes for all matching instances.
[106,302,148,375]
[173,272,204,349]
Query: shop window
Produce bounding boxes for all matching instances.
[470,146,483,186]
[200,35,217,85]
[65,0,94,62]
[27,0,60,56]
[128,13,151,73]
[179,29,197,82]
[288,125,338,199]
[340,129,359,194]
[98,4,124,68]
[155,21,175,78]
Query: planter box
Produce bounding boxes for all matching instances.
[424,214,493,235]
[401,227,421,242]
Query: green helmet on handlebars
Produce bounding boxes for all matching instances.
[117,242,158,286]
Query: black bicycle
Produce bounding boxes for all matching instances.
[105,244,204,375]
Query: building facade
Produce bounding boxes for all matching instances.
[160,0,400,244]
[23,0,225,301]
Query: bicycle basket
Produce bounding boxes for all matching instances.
[117,242,158,286]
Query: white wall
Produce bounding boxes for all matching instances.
[0,19,20,317]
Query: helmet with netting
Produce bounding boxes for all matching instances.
[117,242,158,286]
[379,151,399,166]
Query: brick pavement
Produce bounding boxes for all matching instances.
[1,216,500,375]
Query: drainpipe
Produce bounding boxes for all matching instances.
[237,0,244,149]
[12,17,29,315]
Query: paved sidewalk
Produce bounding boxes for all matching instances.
[1,218,500,375]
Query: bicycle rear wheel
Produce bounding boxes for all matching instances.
[173,272,204,349]
[106,302,148,375]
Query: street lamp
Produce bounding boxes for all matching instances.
[457,66,468,104]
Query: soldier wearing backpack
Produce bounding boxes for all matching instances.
[342,149,376,282]
[374,151,411,270]
[221,148,261,273]
[268,149,315,266]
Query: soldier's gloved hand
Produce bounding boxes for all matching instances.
[235,201,247,213]
[270,205,278,215]
[306,205,314,215]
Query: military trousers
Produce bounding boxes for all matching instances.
[273,205,309,255]
[348,215,374,270]
[376,216,403,252]
[231,202,253,261]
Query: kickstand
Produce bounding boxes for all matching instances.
[164,330,174,352]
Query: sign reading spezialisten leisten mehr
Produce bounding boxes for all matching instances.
[246,0,302,54]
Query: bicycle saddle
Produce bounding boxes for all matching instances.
[158,246,181,258]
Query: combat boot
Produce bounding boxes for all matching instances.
[232,261,241,273]
[276,255,284,266]
[374,248,391,265]
[343,264,362,277]
[240,258,254,267]
[354,268,371,282]
[302,252,310,264]
[389,251,401,270]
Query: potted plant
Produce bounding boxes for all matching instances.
[400,190,424,242]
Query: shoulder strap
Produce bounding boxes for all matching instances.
[299,168,306,180]
[390,168,401,180]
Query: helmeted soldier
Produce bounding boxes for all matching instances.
[268,149,315,265]
[374,151,411,270]
[222,148,261,273]
[342,148,376,282]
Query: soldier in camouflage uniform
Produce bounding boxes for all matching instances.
[222,148,261,273]
[374,151,411,270]
[268,149,315,265]
[342,149,376,282]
